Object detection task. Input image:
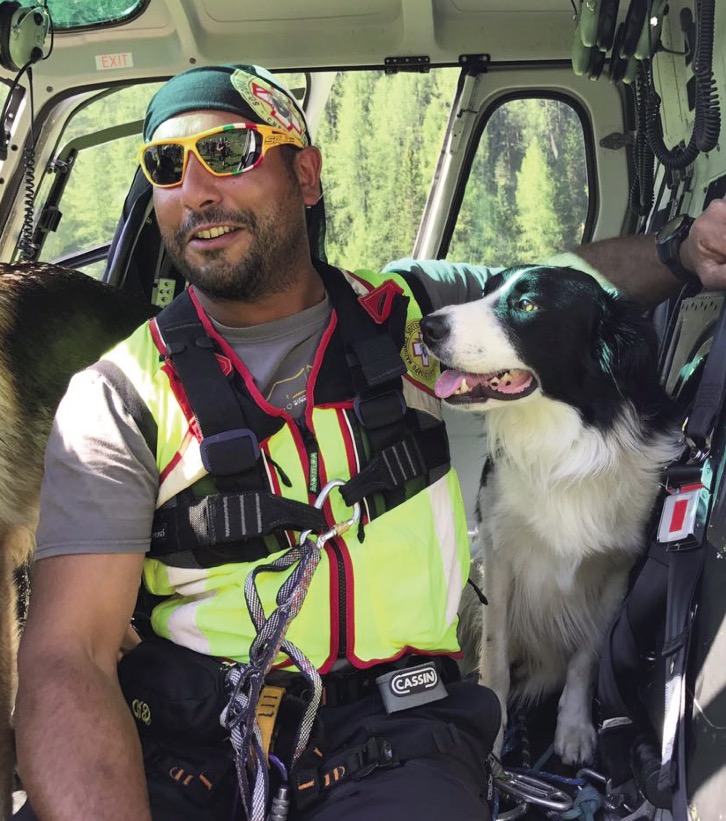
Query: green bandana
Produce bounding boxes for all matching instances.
[143,64,310,144]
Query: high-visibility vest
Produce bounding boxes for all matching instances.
[102,266,470,672]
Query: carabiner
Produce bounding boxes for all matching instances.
[299,478,361,549]
[496,772,573,813]
[488,755,573,814]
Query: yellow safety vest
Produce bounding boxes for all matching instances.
[102,267,470,672]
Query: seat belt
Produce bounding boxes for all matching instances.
[653,300,726,817]
[598,299,726,816]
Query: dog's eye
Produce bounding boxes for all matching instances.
[516,298,538,312]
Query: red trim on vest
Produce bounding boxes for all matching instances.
[404,373,436,398]
[358,280,405,325]
[160,360,201,437]
[304,309,339,431]
[347,647,463,670]
[188,287,288,421]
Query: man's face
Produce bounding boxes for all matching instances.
[151,110,312,302]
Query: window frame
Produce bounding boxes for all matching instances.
[439,88,599,261]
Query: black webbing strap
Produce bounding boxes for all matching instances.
[150,490,326,557]
[654,300,726,816]
[657,545,705,818]
[598,299,726,814]
[315,263,451,510]
[340,426,450,507]
[597,540,670,720]
[685,297,726,453]
[317,262,409,452]
[156,291,283,479]
[292,724,463,812]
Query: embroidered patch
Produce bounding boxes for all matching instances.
[401,319,438,386]
[230,70,308,143]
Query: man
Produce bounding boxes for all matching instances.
[12,64,726,821]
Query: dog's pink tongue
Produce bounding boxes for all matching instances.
[434,369,465,398]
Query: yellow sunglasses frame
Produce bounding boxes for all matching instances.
[138,122,306,189]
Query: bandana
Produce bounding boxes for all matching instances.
[143,64,310,145]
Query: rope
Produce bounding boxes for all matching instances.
[220,535,324,821]
[560,785,604,821]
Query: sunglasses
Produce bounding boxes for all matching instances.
[138,122,306,189]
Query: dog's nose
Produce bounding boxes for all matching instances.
[420,314,450,345]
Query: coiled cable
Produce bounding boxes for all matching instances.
[17,65,37,260]
[645,0,720,170]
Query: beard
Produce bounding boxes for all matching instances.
[161,200,308,302]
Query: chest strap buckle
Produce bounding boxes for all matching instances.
[200,428,260,476]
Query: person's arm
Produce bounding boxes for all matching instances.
[15,551,151,821]
[680,198,726,289]
[15,365,159,819]
[573,234,673,306]
[574,199,726,306]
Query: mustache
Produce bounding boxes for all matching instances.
[175,208,258,243]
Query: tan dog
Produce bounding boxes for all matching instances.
[0,263,153,818]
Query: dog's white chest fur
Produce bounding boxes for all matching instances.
[473,397,680,762]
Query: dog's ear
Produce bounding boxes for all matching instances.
[483,271,505,296]
[594,292,661,400]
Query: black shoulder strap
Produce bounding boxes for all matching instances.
[155,290,284,478]
[314,262,450,508]
[657,544,705,817]
[598,300,726,813]
[685,298,726,453]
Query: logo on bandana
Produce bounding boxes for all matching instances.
[230,70,308,144]
[401,319,438,387]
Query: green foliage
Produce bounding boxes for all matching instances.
[317,70,458,271]
[447,97,589,265]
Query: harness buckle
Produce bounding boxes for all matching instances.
[354,390,406,429]
[349,737,398,781]
[200,428,260,476]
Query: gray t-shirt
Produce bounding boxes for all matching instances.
[211,294,331,416]
[35,262,497,560]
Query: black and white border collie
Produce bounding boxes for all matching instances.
[421,264,682,764]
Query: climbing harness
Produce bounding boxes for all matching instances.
[220,479,360,821]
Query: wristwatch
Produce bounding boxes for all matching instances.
[655,214,699,286]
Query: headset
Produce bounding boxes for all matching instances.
[0,1,51,72]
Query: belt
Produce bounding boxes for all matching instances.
[268,654,461,707]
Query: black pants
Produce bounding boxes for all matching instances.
[14,680,498,821]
